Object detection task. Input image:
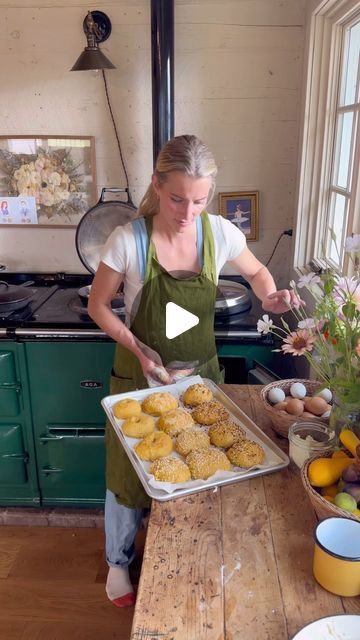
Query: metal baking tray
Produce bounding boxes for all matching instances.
[101,376,289,502]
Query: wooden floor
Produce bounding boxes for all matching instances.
[0,525,146,640]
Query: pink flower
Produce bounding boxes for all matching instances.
[333,277,360,310]
[281,330,316,356]
[356,340,360,358]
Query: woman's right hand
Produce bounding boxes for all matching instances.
[136,340,172,386]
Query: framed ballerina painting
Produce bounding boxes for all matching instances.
[218,191,259,241]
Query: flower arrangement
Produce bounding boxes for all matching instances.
[257,233,360,422]
[0,146,88,223]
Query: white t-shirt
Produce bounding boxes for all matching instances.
[101,213,246,318]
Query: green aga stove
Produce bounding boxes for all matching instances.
[0,272,284,508]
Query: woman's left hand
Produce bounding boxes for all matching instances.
[262,289,303,314]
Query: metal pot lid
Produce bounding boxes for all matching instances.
[215,279,251,313]
[75,187,137,275]
[0,281,34,305]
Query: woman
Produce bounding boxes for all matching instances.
[88,134,299,608]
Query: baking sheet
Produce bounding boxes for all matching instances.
[101,375,289,501]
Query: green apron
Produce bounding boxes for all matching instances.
[107,211,222,508]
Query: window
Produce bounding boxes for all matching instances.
[294,0,360,275]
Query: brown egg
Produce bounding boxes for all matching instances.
[302,411,316,418]
[274,401,288,412]
[304,396,328,416]
[285,398,304,416]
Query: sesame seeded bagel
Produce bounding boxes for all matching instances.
[191,401,229,425]
[186,446,231,479]
[182,383,213,407]
[208,420,246,449]
[122,414,155,438]
[134,431,173,461]
[158,408,194,436]
[150,456,191,483]
[226,440,265,468]
[175,427,211,457]
[141,392,178,416]
[112,398,142,419]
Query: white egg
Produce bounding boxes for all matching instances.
[290,382,307,399]
[317,388,333,403]
[268,387,286,404]
[321,410,331,419]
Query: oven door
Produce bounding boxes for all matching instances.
[25,340,115,506]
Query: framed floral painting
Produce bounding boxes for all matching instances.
[0,136,96,226]
[218,191,259,241]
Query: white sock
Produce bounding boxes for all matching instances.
[105,566,133,601]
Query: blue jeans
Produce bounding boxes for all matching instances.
[105,489,143,568]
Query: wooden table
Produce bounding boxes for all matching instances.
[131,385,360,640]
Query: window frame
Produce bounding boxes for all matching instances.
[294,0,360,275]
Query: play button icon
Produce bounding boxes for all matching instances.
[165,302,199,340]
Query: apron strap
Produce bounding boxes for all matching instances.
[132,215,204,282]
[132,217,149,282]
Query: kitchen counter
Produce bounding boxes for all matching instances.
[131,385,360,640]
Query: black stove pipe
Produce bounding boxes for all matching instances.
[151,0,174,167]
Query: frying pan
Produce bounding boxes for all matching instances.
[0,280,34,313]
[78,283,125,311]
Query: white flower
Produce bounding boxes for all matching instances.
[297,272,321,289]
[298,318,316,329]
[257,314,273,334]
[345,234,360,253]
[289,280,296,289]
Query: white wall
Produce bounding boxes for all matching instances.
[0,0,306,288]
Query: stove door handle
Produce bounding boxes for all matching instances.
[39,434,64,444]
[41,465,63,476]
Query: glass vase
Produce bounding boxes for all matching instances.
[330,395,360,445]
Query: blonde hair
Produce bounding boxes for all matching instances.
[137,134,217,217]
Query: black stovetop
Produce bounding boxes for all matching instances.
[0,272,272,342]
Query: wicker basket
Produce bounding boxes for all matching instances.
[260,378,329,438]
[301,450,360,522]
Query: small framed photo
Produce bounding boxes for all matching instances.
[0,135,96,227]
[218,191,259,241]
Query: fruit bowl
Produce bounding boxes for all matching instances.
[301,450,360,522]
[260,379,329,438]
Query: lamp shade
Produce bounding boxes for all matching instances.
[71,46,116,71]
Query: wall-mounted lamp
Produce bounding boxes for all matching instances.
[70,10,116,72]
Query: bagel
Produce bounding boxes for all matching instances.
[141,392,178,416]
[149,456,191,483]
[134,431,173,461]
[182,383,213,407]
[186,446,231,480]
[175,427,211,457]
[208,420,246,449]
[191,401,229,425]
[122,414,155,438]
[226,440,265,468]
[112,398,141,419]
[158,408,194,436]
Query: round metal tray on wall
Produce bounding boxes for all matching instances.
[75,187,137,275]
